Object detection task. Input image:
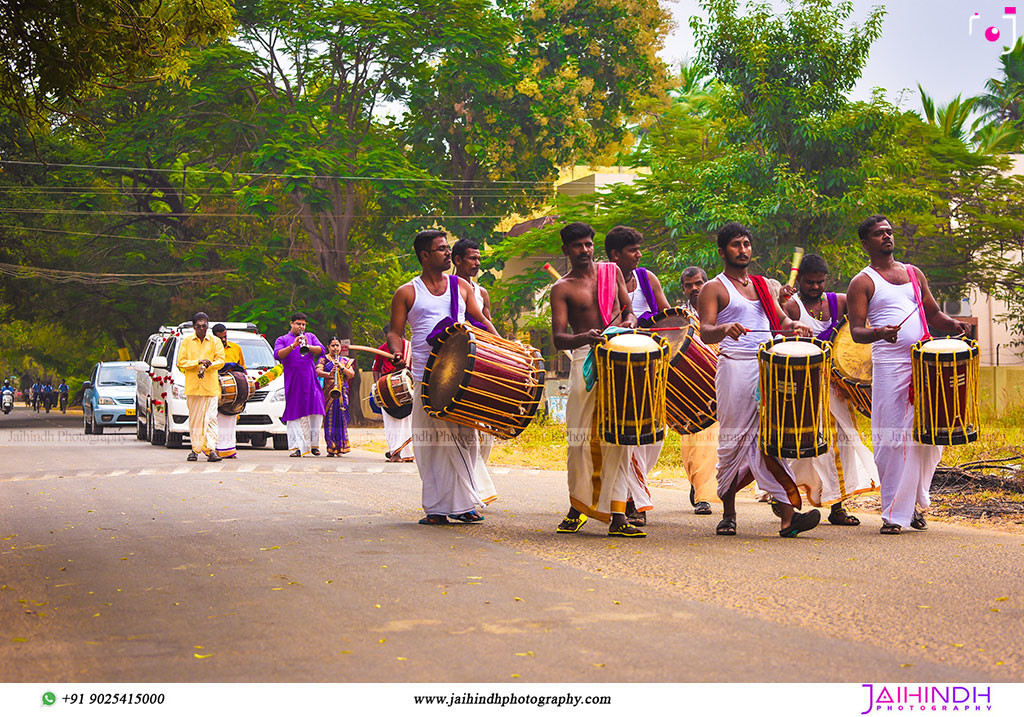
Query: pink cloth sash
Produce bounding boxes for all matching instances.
[597,262,617,325]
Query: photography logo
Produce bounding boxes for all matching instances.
[860,684,993,713]
[970,6,1018,53]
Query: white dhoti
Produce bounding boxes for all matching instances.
[791,387,879,506]
[715,355,801,506]
[626,443,661,513]
[286,414,323,454]
[382,411,414,459]
[680,422,720,503]
[872,358,942,527]
[186,394,219,456]
[479,432,493,464]
[566,347,631,521]
[216,411,238,458]
[411,383,495,515]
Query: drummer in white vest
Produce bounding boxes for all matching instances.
[604,226,670,527]
[846,215,971,535]
[697,222,819,537]
[387,229,499,526]
[451,238,495,465]
[779,254,879,525]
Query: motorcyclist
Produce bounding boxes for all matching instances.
[58,379,69,413]
[1,380,14,414]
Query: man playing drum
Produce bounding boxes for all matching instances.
[452,238,495,466]
[679,267,720,516]
[846,215,971,535]
[212,323,246,459]
[697,222,819,537]
[387,229,497,526]
[372,326,414,463]
[605,225,671,527]
[551,222,643,538]
[779,255,879,524]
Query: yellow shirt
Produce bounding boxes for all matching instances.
[177,334,225,396]
[223,341,246,368]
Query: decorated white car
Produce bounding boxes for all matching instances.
[136,321,288,450]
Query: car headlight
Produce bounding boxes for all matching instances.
[172,384,185,399]
[97,396,115,405]
[269,388,285,402]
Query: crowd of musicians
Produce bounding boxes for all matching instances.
[378,215,973,536]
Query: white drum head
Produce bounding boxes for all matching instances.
[919,338,970,353]
[768,340,822,357]
[606,333,660,353]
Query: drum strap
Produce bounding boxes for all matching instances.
[815,293,840,341]
[635,268,658,322]
[426,276,465,346]
[903,264,931,341]
[749,274,782,332]
[597,262,618,325]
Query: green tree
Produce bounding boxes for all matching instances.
[0,0,233,122]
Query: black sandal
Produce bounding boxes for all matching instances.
[779,509,821,538]
[880,522,902,535]
[910,511,927,530]
[716,515,737,536]
[418,514,450,526]
[310,448,321,456]
[828,507,861,526]
[626,508,646,527]
[450,511,484,523]
[556,513,588,533]
[608,523,646,538]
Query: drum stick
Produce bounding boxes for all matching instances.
[895,306,920,329]
[786,247,804,287]
[385,436,414,460]
[347,344,395,360]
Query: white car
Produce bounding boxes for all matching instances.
[137,321,288,450]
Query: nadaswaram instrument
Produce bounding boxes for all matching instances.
[298,332,310,356]
[758,336,833,458]
[421,322,545,438]
[371,369,415,419]
[217,369,252,416]
[329,358,343,399]
[595,330,670,445]
[912,337,980,445]
[640,307,718,435]
[829,320,872,418]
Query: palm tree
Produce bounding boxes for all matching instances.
[975,38,1024,128]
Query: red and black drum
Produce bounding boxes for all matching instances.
[422,322,545,438]
[911,338,980,445]
[218,369,252,416]
[371,369,415,419]
[640,307,718,434]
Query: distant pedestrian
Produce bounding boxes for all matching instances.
[177,312,225,462]
[58,379,69,413]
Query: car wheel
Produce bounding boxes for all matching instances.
[84,410,93,435]
[273,434,289,450]
[165,430,182,449]
[250,434,268,448]
[92,413,103,435]
[136,405,147,440]
[149,413,165,446]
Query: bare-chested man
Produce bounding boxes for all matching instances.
[697,222,819,537]
[550,222,642,537]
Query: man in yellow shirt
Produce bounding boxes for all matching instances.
[177,312,225,462]
[212,323,246,458]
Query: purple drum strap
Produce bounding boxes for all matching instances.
[816,292,840,341]
[635,268,658,317]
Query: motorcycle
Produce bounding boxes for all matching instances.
[1,392,13,414]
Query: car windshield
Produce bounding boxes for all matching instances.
[237,340,276,369]
[98,366,137,386]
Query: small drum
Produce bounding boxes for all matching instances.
[218,369,251,416]
[830,320,872,418]
[595,331,670,445]
[371,369,415,419]
[421,323,545,438]
[758,337,833,458]
[912,338,980,445]
[641,308,718,434]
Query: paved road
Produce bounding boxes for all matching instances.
[1,407,1021,682]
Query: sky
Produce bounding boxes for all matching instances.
[661,0,1017,109]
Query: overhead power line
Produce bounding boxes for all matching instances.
[0,159,560,187]
[0,262,232,286]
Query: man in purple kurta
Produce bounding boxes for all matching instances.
[273,312,325,457]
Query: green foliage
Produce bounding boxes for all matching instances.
[0,0,234,122]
